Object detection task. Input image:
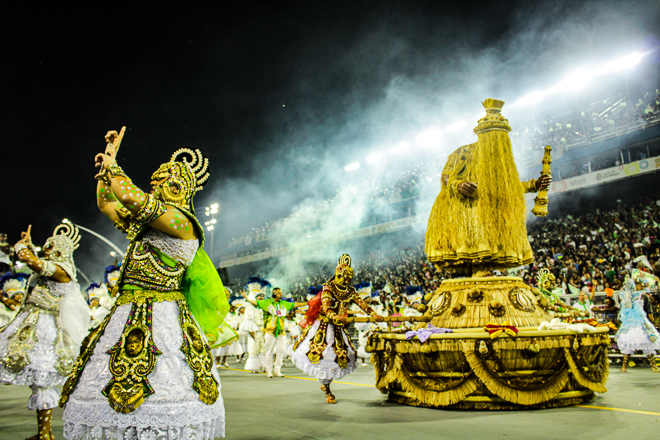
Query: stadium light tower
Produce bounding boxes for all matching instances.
[513,51,648,108]
[204,203,219,263]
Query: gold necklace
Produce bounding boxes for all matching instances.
[327,282,352,302]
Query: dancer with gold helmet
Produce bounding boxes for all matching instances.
[0,223,90,440]
[292,254,382,404]
[60,129,232,439]
[425,99,551,275]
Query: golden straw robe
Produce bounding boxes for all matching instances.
[425,99,538,273]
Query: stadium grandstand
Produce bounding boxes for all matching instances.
[212,47,660,324]
[218,84,660,296]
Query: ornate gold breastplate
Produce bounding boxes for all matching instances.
[121,241,186,292]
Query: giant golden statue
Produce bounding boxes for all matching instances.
[367,99,610,411]
[425,99,548,275]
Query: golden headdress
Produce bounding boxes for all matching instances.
[334,253,354,279]
[151,148,210,213]
[44,222,81,280]
[473,99,511,134]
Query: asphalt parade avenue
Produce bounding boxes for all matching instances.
[1,360,659,440]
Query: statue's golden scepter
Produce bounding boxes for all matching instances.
[531,145,552,217]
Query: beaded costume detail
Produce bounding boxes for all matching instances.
[121,240,187,292]
[102,300,162,414]
[142,229,198,265]
[2,278,77,377]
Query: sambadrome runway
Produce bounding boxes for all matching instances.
[1,361,658,440]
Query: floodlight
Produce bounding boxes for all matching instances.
[367,153,382,163]
[415,129,442,147]
[514,51,647,107]
[344,162,361,171]
[390,141,410,154]
[599,52,644,74]
[514,90,545,107]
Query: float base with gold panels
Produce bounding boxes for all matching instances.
[367,277,609,410]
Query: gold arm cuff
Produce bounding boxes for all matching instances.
[116,289,185,306]
[107,163,128,179]
[134,194,167,224]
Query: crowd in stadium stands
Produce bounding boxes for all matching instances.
[231,198,660,318]
[225,88,660,250]
[226,160,444,249]
[363,159,442,202]
[510,89,660,156]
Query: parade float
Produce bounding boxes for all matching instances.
[363,99,610,410]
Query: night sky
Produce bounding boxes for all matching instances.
[2,1,659,284]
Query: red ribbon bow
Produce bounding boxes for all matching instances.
[483,321,519,339]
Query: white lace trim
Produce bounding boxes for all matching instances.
[64,415,224,440]
[0,311,68,382]
[28,385,60,410]
[291,320,357,381]
[142,229,199,265]
[63,301,225,437]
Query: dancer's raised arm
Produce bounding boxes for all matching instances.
[94,130,197,240]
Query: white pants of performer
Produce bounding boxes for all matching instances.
[245,333,262,372]
[263,333,287,375]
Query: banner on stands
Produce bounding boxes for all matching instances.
[548,156,659,196]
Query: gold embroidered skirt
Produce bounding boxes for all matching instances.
[291,318,357,382]
[62,300,225,440]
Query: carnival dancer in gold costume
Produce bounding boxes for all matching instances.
[60,130,232,440]
[292,254,382,403]
[425,99,551,275]
[0,224,89,440]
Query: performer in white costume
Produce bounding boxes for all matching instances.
[0,273,29,326]
[101,265,120,310]
[85,283,112,330]
[243,287,306,378]
[234,303,247,361]
[212,302,244,368]
[239,278,267,373]
[284,311,302,361]
[60,130,232,440]
[0,223,89,440]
